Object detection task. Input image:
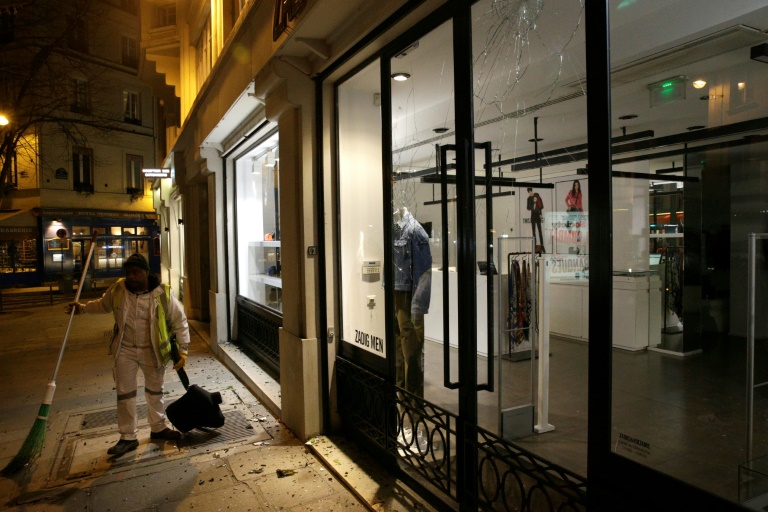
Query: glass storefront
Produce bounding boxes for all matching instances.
[38,214,159,288]
[0,228,37,276]
[608,1,768,505]
[336,0,591,507]
[332,0,768,509]
[234,128,282,313]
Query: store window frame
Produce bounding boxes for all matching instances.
[0,238,36,274]
[232,127,281,314]
[331,2,571,509]
[319,0,747,511]
[227,122,282,375]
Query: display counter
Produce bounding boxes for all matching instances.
[549,271,661,351]
[424,266,660,354]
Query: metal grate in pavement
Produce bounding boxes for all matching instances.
[182,409,256,449]
[80,405,148,430]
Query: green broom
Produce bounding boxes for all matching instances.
[2,232,99,476]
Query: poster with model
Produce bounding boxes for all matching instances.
[553,179,589,257]
[520,187,553,254]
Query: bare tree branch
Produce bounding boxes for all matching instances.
[0,0,130,204]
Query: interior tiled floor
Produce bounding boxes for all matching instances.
[418,332,768,504]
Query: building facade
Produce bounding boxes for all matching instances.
[147,0,768,510]
[0,0,176,291]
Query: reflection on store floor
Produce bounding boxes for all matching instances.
[421,333,763,502]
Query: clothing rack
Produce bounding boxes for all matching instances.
[497,236,553,440]
[659,246,684,333]
[504,251,536,362]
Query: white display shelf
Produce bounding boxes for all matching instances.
[250,274,282,288]
[249,240,281,247]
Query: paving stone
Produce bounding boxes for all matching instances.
[245,465,335,510]
[0,303,380,512]
[90,459,204,511]
[229,445,315,482]
[10,486,91,511]
[157,484,266,512]
[284,493,367,511]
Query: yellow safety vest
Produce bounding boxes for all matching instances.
[110,278,173,365]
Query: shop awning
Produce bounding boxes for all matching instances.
[0,209,30,222]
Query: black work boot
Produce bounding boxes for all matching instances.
[150,428,182,441]
[107,439,139,455]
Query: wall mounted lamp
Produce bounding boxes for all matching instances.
[692,79,707,89]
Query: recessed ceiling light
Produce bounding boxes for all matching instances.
[687,125,706,131]
[692,79,706,89]
[433,127,449,133]
[618,114,638,120]
[391,72,411,81]
[528,138,543,142]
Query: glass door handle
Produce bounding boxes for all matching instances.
[440,143,460,390]
[476,141,494,392]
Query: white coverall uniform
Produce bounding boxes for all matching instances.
[83,276,189,440]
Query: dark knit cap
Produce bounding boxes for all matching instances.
[124,253,150,272]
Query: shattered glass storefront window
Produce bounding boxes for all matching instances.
[385,0,589,467]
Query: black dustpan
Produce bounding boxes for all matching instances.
[166,342,225,433]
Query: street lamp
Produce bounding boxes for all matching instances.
[0,115,8,126]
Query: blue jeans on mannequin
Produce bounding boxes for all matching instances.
[395,291,424,424]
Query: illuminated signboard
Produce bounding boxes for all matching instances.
[142,168,170,178]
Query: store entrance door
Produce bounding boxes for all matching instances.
[385,12,513,499]
[336,1,588,509]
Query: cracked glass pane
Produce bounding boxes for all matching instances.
[386,0,588,453]
[338,0,589,474]
[391,18,459,431]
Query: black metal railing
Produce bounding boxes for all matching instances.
[336,357,587,511]
[235,296,281,374]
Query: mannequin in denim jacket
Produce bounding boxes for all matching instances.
[393,206,432,411]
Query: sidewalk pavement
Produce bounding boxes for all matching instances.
[0,296,439,511]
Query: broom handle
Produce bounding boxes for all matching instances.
[51,232,100,385]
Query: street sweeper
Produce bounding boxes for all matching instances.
[67,253,190,456]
